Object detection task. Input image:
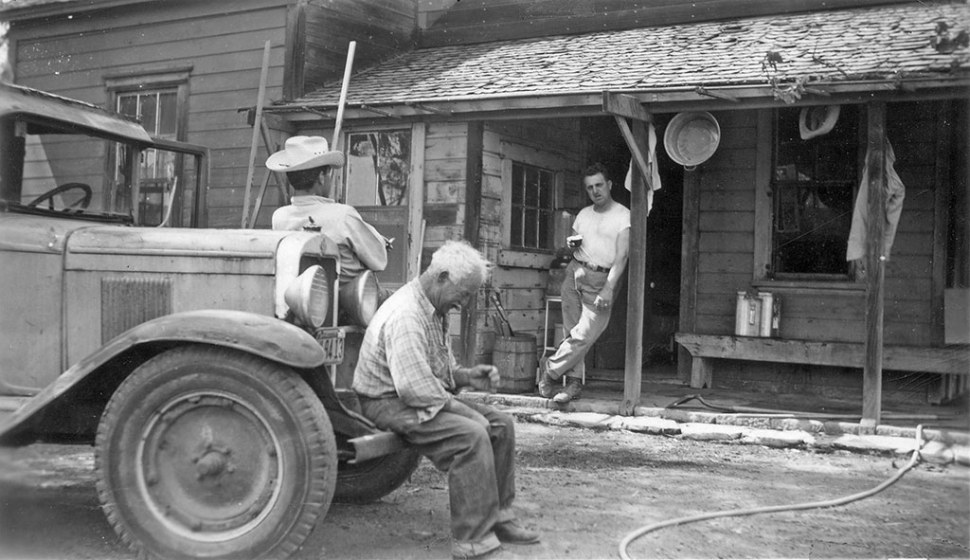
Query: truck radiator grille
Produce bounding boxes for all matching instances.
[101,277,173,343]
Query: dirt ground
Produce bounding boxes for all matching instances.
[1,419,968,560]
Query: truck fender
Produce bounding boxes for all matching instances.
[0,310,325,442]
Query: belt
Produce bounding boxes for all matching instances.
[573,258,610,273]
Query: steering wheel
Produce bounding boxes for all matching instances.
[27,182,93,211]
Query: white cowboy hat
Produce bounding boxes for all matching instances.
[799,105,841,140]
[266,136,345,171]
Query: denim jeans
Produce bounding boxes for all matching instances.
[547,259,612,381]
[357,396,516,543]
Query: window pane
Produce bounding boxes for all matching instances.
[140,94,158,135]
[158,92,178,137]
[524,208,538,247]
[538,209,551,250]
[524,167,539,206]
[538,170,553,208]
[117,95,137,118]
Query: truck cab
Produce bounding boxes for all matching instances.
[0,82,417,559]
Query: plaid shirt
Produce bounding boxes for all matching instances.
[352,279,457,422]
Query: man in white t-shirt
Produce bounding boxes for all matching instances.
[539,163,631,403]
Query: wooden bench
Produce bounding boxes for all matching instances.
[675,333,970,389]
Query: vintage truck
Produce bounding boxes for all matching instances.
[0,82,419,559]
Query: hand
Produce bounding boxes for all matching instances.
[467,364,500,393]
[594,286,614,311]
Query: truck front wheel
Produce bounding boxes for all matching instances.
[95,345,337,560]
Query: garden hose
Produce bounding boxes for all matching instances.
[618,425,926,560]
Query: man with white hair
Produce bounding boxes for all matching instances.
[353,240,540,559]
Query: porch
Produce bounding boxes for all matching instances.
[494,362,970,434]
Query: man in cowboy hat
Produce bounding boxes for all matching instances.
[267,135,387,285]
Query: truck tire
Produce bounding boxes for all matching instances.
[95,345,337,560]
[335,448,422,504]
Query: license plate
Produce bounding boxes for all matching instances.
[314,328,345,364]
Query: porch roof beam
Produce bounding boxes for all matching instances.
[265,78,969,124]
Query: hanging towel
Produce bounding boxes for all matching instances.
[846,140,905,261]
[624,122,662,214]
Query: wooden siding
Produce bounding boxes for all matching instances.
[480,119,584,358]
[302,0,415,97]
[691,100,959,349]
[417,0,916,47]
[7,0,292,229]
[693,110,757,336]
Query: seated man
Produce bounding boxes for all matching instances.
[352,240,540,559]
[267,135,387,285]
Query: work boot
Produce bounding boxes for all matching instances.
[452,533,501,560]
[492,520,540,545]
[553,377,582,404]
[537,360,556,399]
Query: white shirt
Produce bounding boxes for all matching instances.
[573,201,631,269]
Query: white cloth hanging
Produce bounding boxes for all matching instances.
[623,122,662,214]
[846,140,905,261]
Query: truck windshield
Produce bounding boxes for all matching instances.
[1,116,202,227]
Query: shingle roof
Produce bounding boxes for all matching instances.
[288,2,970,108]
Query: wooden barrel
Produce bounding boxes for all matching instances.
[493,334,537,394]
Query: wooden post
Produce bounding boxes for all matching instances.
[603,93,653,415]
[862,101,887,427]
[678,169,701,384]
[241,40,272,228]
[462,121,485,366]
[612,116,651,415]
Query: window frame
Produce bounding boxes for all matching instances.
[499,141,567,256]
[753,106,866,287]
[104,68,191,226]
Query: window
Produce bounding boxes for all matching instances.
[509,162,555,251]
[770,104,861,279]
[344,129,411,207]
[106,68,192,226]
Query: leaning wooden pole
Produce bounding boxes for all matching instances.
[241,40,272,228]
[327,41,356,200]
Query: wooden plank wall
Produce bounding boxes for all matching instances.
[693,110,757,335]
[302,0,415,96]
[7,0,292,229]
[480,119,584,361]
[693,100,957,403]
[417,0,914,47]
[694,101,948,347]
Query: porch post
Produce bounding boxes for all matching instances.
[462,121,484,366]
[863,102,887,427]
[603,92,652,415]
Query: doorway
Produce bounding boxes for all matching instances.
[580,115,684,371]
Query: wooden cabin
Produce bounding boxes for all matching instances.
[263,0,970,420]
[4,0,967,419]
